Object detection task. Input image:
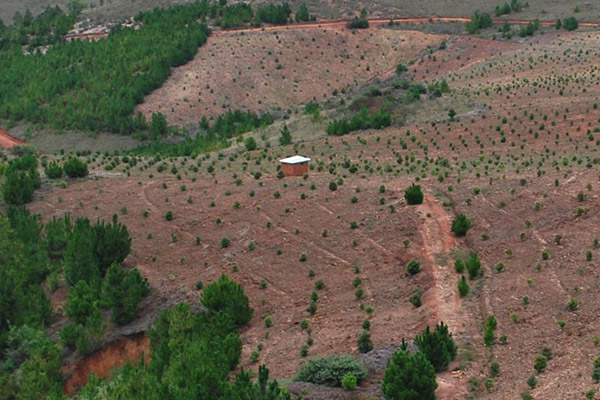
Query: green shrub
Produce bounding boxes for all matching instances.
[357,330,373,353]
[404,184,424,205]
[63,157,88,178]
[451,213,472,236]
[414,322,457,372]
[201,274,253,327]
[295,354,367,387]
[563,16,578,31]
[406,259,421,275]
[465,253,482,280]
[44,162,63,179]
[341,372,357,390]
[458,275,470,297]
[244,136,257,151]
[465,12,493,34]
[533,354,547,373]
[382,350,437,400]
[101,263,150,325]
[60,323,84,350]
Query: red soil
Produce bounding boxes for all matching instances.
[0,128,24,148]
[62,335,149,395]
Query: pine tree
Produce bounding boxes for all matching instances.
[279,124,292,146]
[382,350,437,400]
[458,275,470,297]
[414,322,457,372]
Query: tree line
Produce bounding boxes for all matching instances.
[131,110,274,157]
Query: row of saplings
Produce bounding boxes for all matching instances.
[296,322,456,399]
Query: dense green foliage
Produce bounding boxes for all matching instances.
[381,350,437,400]
[518,19,540,37]
[102,263,150,325]
[563,17,579,31]
[2,6,76,50]
[451,213,472,236]
[0,3,210,134]
[414,322,457,372]
[217,3,254,28]
[295,3,315,22]
[0,208,51,352]
[255,2,292,25]
[131,110,273,157]
[63,157,88,178]
[201,274,253,327]
[327,107,392,136]
[295,354,368,387]
[279,125,292,146]
[74,282,290,399]
[1,153,41,205]
[348,9,369,29]
[44,161,63,179]
[495,0,524,16]
[465,12,493,34]
[404,184,424,205]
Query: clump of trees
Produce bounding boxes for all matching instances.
[348,8,369,29]
[295,2,316,22]
[1,153,41,205]
[63,157,89,178]
[254,2,292,25]
[414,322,457,372]
[71,278,290,399]
[466,12,493,34]
[382,323,456,399]
[518,19,540,37]
[327,107,391,136]
[382,349,437,399]
[131,110,274,156]
[495,0,524,16]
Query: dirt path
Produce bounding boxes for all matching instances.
[0,128,24,148]
[417,194,469,399]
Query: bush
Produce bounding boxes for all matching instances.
[406,259,421,275]
[60,323,84,350]
[295,354,367,387]
[63,157,88,178]
[395,64,408,75]
[465,253,482,280]
[2,154,41,205]
[44,162,63,179]
[382,350,437,400]
[404,184,424,205]
[201,274,253,327]
[357,330,373,353]
[458,275,470,297]
[451,213,472,236]
[101,263,150,325]
[533,354,547,373]
[563,16,578,31]
[341,372,357,390]
[244,136,257,151]
[465,12,493,34]
[414,322,457,372]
